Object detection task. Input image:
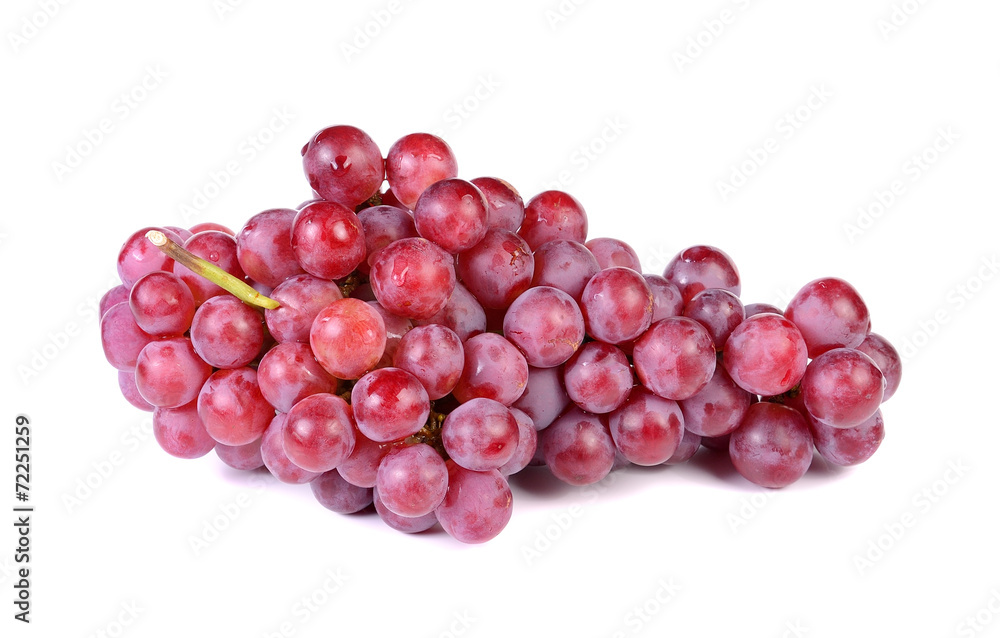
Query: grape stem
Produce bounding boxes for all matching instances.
[145,230,280,309]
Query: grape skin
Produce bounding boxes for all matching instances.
[442,398,519,471]
[503,286,585,368]
[562,341,634,414]
[135,337,212,409]
[301,125,384,208]
[385,132,458,209]
[375,443,449,517]
[856,333,902,402]
[518,190,588,251]
[153,400,217,459]
[456,228,534,310]
[190,295,265,369]
[101,302,155,371]
[435,461,513,543]
[283,393,356,473]
[215,438,265,471]
[511,365,572,431]
[541,407,616,486]
[608,387,684,466]
[291,200,367,280]
[256,342,338,413]
[261,414,322,484]
[413,178,490,254]
[129,271,196,337]
[579,267,654,345]
[530,239,600,302]
[452,333,529,406]
[235,208,305,288]
[809,409,885,466]
[374,488,439,534]
[392,324,465,400]
[723,313,808,397]
[471,176,524,232]
[785,277,870,358]
[174,230,245,305]
[801,348,885,428]
[662,245,741,303]
[310,298,387,380]
[370,237,457,320]
[198,367,275,446]
[310,470,374,514]
[729,402,813,488]
[264,274,344,344]
[633,317,716,401]
[585,237,642,271]
[117,226,178,288]
[679,364,751,438]
[351,367,430,443]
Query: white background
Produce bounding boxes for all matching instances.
[3,0,999,636]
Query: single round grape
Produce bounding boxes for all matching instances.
[100,285,130,320]
[503,286,585,368]
[579,267,653,344]
[101,302,155,370]
[518,190,588,251]
[392,324,464,400]
[456,228,534,310]
[683,288,744,350]
[856,333,902,402]
[373,488,439,534]
[338,431,395,488]
[435,461,512,544]
[633,317,716,400]
[118,369,154,411]
[291,200,367,280]
[809,409,885,466]
[351,367,430,442]
[235,208,305,288]
[189,295,264,369]
[301,125,384,208]
[129,270,196,336]
[723,313,808,397]
[801,348,884,428]
[663,245,741,303]
[256,342,338,413]
[264,274,344,344]
[174,230,244,305]
[452,333,529,406]
[261,413,321,484]
[283,393,356,473]
[499,408,538,476]
[608,386,684,466]
[729,402,813,488]
[512,366,571,431]
[370,237,457,320]
[117,226,178,287]
[198,367,274,446]
[663,428,702,465]
[645,274,684,321]
[310,471,373,514]
[785,277,870,358]
[442,398,519,471]
[215,438,264,471]
[585,237,642,271]
[413,178,489,254]
[541,407,616,486]
[471,176,524,231]
[357,204,418,274]
[135,337,212,409]
[679,365,751,437]
[153,401,216,459]
[385,132,458,209]
[375,443,449,517]
[563,341,634,414]
[531,239,600,302]
[310,298,387,380]
[413,282,487,341]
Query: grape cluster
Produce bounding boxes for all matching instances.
[100,125,902,543]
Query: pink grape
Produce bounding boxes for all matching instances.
[135,337,212,409]
[101,302,155,370]
[512,366,571,431]
[310,298,387,380]
[190,295,264,369]
[809,409,885,466]
[117,226,178,288]
[385,132,458,209]
[366,301,412,368]
[729,402,813,488]
[376,443,449,517]
[683,288,744,350]
[310,471,373,514]
[452,333,529,406]
[413,178,489,254]
[633,317,716,400]
[579,267,653,344]
[118,370,154,412]
[503,286,585,368]
[664,428,702,465]
[541,407,616,486]
[153,400,217,459]
[456,228,534,309]
[370,237,456,320]
[283,393,356,473]
[499,408,538,476]
[374,488,439,534]
[644,274,684,322]
[174,230,244,305]
[745,302,783,317]
[471,176,524,231]
[856,333,902,402]
[585,237,642,271]
[338,431,394,488]
[785,277,870,358]
[663,245,740,303]
[215,438,264,471]
[392,324,465,400]
[435,461,512,543]
[351,367,430,442]
[442,398,519,471]
[235,208,305,288]
[129,271,196,337]
[261,413,321,484]
[265,274,344,344]
[723,313,808,397]
[198,367,274,446]
[256,342,338,413]
[679,365,751,438]
[414,282,487,341]
[291,200,367,280]
[531,239,600,302]
[562,341,634,414]
[608,386,684,466]
[518,190,588,251]
[188,222,234,236]
[357,204,418,273]
[100,285,130,320]
[301,124,384,208]
[801,348,884,428]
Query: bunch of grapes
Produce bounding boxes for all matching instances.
[100,125,902,543]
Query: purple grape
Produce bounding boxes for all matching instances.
[435,461,512,543]
[190,295,264,369]
[261,413,321,484]
[679,365,751,438]
[338,431,394,488]
[310,298,387,380]
[174,230,245,305]
[541,407,616,486]
[351,368,430,442]
[801,348,884,428]
[585,237,642,271]
[256,342,338,413]
[471,176,524,231]
[563,341,634,414]
[135,337,212,409]
[608,387,684,466]
[235,208,305,288]
[530,239,600,302]
[264,274,344,344]
[664,429,702,464]
[100,285,130,320]
[366,301,412,369]
[644,274,684,321]
[511,365,571,431]
[283,393,356,473]
[856,333,902,402]
[310,471,373,514]
[413,282,487,341]
[729,402,813,488]
[392,324,465,400]
[357,205,418,274]
[579,267,653,344]
[413,178,489,254]
[375,443,449,517]
[744,302,783,317]
[198,367,274,446]
[633,317,716,400]
[502,286,585,368]
[518,190,588,251]
[385,132,458,209]
[442,398,519,471]
[215,438,264,471]
[456,228,534,310]
[452,333,529,406]
[118,369,154,411]
[785,277,870,358]
[116,226,179,288]
[499,408,538,476]
[683,288,744,350]
[291,200,367,280]
[301,124,384,208]
[129,271,196,337]
[370,237,457,320]
[374,488,439,534]
[153,401,216,459]
[663,245,740,303]
[723,313,808,397]
[101,302,155,370]
[809,409,885,466]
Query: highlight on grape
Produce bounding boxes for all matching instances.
[99,124,902,543]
